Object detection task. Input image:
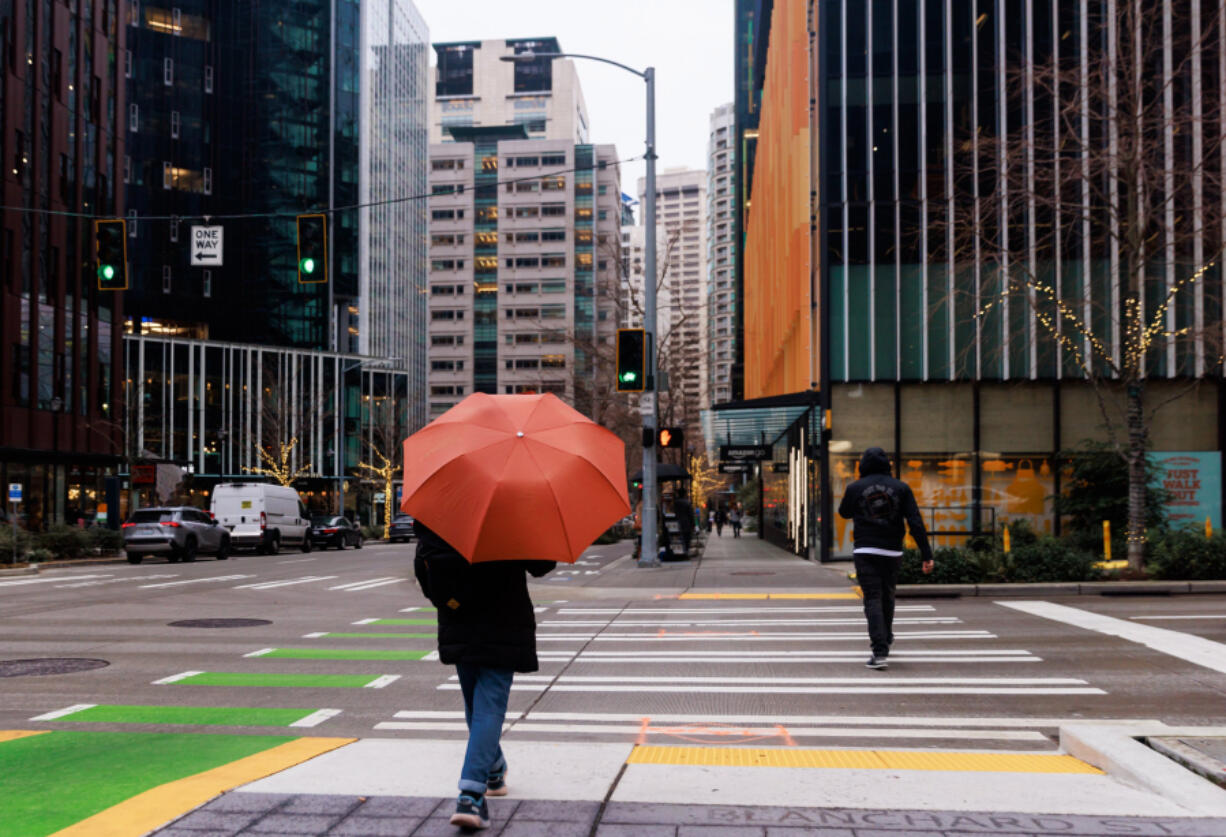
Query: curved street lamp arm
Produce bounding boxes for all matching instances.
[513,51,647,79]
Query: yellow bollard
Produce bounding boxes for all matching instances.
[1103,520,1112,562]
[1208,517,1214,539]
[1002,524,1011,554]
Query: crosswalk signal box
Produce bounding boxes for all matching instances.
[616,328,647,392]
[296,214,328,284]
[95,219,128,290]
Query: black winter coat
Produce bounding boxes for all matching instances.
[837,447,934,562]
[412,520,555,672]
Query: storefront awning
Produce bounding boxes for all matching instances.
[700,391,820,450]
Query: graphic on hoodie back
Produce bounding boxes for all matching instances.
[859,483,900,523]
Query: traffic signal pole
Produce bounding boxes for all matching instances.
[640,66,659,568]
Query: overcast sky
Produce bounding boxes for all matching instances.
[411,0,735,199]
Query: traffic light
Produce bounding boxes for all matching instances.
[616,328,646,392]
[296,213,328,284]
[657,427,684,449]
[94,219,128,290]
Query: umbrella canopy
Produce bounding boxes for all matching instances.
[400,393,630,563]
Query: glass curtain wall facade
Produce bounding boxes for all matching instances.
[0,0,126,530]
[360,0,428,430]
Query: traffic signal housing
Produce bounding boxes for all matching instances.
[616,328,646,392]
[296,213,328,284]
[657,427,684,449]
[95,219,128,290]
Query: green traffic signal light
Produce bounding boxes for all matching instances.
[100,264,115,280]
[619,370,638,383]
[615,328,646,392]
[301,257,315,274]
[296,214,328,284]
[94,219,128,290]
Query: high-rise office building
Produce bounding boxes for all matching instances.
[427,129,622,417]
[707,103,736,407]
[638,167,707,439]
[118,1,429,514]
[431,37,589,144]
[0,1,127,529]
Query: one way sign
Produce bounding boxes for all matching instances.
[190,225,224,267]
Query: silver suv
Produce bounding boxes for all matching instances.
[122,507,231,564]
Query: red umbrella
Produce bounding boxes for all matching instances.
[400,393,630,563]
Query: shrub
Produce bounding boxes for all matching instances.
[360,525,384,541]
[33,525,91,559]
[896,546,990,585]
[1007,536,1100,582]
[84,527,125,554]
[1148,529,1226,580]
[1054,440,1170,555]
[0,526,32,559]
[25,548,54,564]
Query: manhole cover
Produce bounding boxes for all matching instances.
[168,618,272,629]
[0,658,110,677]
[731,571,775,576]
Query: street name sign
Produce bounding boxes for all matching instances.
[190,225,224,266]
[719,444,772,461]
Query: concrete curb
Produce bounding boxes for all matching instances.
[0,565,37,577]
[1149,737,1226,789]
[1060,724,1226,816]
[897,580,1226,598]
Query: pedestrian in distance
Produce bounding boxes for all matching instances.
[837,447,934,670]
[729,507,742,538]
[715,506,727,537]
[413,520,556,830]
[707,508,715,533]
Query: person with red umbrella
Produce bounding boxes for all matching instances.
[402,393,631,831]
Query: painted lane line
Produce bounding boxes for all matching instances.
[365,675,400,689]
[277,558,317,564]
[423,651,440,661]
[337,579,405,592]
[234,575,338,590]
[0,574,111,587]
[557,606,936,615]
[576,631,997,642]
[1131,614,1226,621]
[542,617,961,627]
[399,607,422,613]
[352,618,380,625]
[141,574,253,589]
[56,573,180,588]
[244,648,275,658]
[999,600,1226,674]
[329,577,399,591]
[388,710,1147,729]
[442,683,1106,695]
[291,709,343,728]
[559,649,1037,658]
[30,703,97,721]
[372,720,1048,742]
[153,670,204,685]
[536,655,1041,664]
[450,674,1092,687]
[302,632,327,638]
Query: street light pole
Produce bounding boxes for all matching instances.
[499,50,659,566]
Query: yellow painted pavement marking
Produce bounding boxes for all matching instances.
[678,591,862,600]
[628,745,1102,774]
[0,730,49,744]
[49,737,355,837]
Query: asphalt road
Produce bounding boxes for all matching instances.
[3,542,1225,752]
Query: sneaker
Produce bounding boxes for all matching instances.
[865,655,889,670]
[486,764,509,797]
[449,794,490,830]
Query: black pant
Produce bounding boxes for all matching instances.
[854,553,901,657]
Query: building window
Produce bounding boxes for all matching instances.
[541,154,565,166]
[202,269,212,298]
[128,210,138,237]
[436,45,475,97]
[169,216,179,242]
[124,49,133,78]
[162,266,172,293]
[170,110,180,139]
[162,161,172,189]
[123,155,131,183]
[172,7,182,31]
[204,65,213,93]
[203,167,212,195]
[129,103,139,132]
[163,57,173,85]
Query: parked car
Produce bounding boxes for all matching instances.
[210,483,311,555]
[387,514,416,543]
[310,516,364,549]
[122,507,230,564]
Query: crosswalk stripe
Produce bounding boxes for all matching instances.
[364,675,401,689]
[152,670,203,685]
[445,683,1104,695]
[234,575,337,590]
[464,674,1093,686]
[290,709,343,728]
[328,577,402,591]
[540,617,962,627]
[0,574,110,587]
[141,574,252,588]
[552,630,998,642]
[556,606,936,615]
[386,710,1138,728]
[29,704,97,721]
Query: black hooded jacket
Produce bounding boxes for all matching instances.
[837,447,933,561]
[412,520,556,672]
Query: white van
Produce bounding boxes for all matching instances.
[210,483,312,554]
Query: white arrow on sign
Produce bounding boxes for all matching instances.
[191,225,224,267]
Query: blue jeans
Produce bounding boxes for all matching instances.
[455,663,513,795]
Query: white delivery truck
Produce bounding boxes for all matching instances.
[210,483,312,554]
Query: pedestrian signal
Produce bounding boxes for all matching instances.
[657,427,684,449]
[616,328,646,392]
[95,219,128,290]
[296,214,328,284]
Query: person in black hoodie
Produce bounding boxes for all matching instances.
[837,447,934,670]
[413,520,555,830]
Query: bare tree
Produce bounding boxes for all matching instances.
[946,0,1226,570]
